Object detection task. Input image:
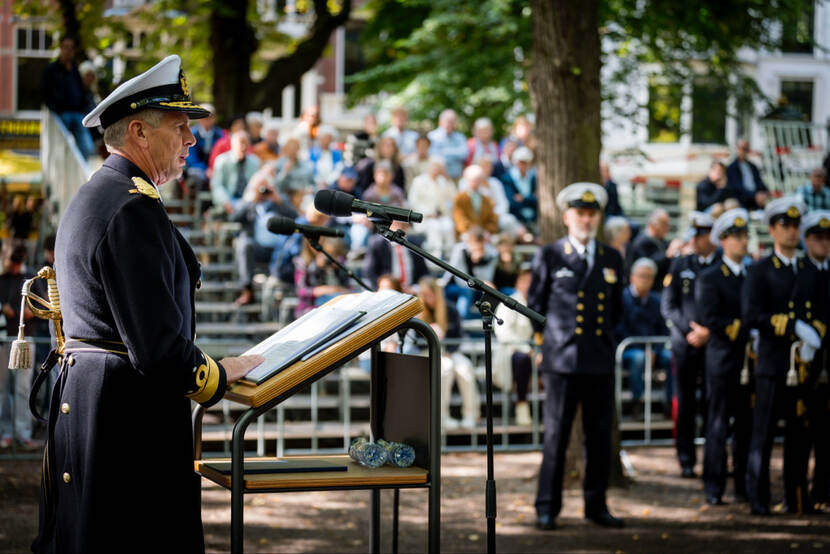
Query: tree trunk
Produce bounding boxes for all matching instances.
[210,0,257,123]
[529,0,626,487]
[249,0,351,111]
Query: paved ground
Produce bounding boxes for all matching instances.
[2,445,829,553]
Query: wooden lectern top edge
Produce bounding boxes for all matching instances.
[223,294,424,408]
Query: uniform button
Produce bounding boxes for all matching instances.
[789,312,795,318]
[577,303,584,311]
[597,316,604,323]
[807,312,812,319]
[575,327,583,335]
[596,329,603,336]
[789,301,794,308]
[598,292,605,299]
[63,472,71,483]
[577,291,584,298]
[576,315,584,322]
[806,301,812,308]
[61,403,70,414]
[598,305,604,312]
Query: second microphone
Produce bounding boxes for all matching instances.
[266,215,344,238]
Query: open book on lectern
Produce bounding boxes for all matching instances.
[239,290,415,386]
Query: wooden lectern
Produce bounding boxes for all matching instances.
[192,294,441,554]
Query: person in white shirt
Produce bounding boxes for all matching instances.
[408,157,456,256]
[382,107,419,156]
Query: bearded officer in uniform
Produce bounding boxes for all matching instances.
[32,56,263,553]
[660,211,718,478]
[743,197,825,515]
[529,183,625,530]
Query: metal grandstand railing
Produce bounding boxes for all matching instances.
[759,119,829,194]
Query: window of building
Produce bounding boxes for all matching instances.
[781,2,814,54]
[780,80,814,121]
[647,80,683,143]
[691,80,727,144]
[343,20,365,95]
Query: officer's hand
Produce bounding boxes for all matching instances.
[221,354,265,385]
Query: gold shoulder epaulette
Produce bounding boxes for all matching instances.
[128,177,160,200]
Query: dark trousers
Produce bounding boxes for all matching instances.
[511,351,532,402]
[703,371,751,499]
[808,383,830,502]
[746,375,812,511]
[535,372,614,518]
[674,349,705,470]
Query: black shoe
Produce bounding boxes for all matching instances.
[536,514,556,530]
[784,503,823,514]
[585,510,625,528]
[750,505,771,516]
[681,467,697,479]
[706,496,724,506]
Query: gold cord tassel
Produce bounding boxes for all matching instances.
[787,342,801,387]
[8,267,65,370]
[8,282,32,370]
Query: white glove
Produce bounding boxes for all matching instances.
[795,320,821,348]
[800,342,816,363]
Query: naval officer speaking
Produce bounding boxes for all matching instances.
[33,56,263,553]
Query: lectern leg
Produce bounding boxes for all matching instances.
[232,409,256,554]
[370,489,381,553]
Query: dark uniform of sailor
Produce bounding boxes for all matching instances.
[695,209,752,503]
[660,211,719,477]
[800,211,830,505]
[742,198,827,515]
[33,56,228,553]
[529,183,624,529]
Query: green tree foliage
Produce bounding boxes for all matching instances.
[349,0,813,137]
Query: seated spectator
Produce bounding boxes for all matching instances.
[501,114,534,151]
[402,134,432,190]
[185,103,222,190]
[417,276,480,429]
[377,274,402,293]
[7,195,34,243]
[726,139,769,210]
[293,104,321,155]
[408,157,456,256]
[465,157,526,238]
[493,233,520,294]
[309,125,343,187]
[246,111,264,145]
[230,173,296,305]
[210,130,260,214]
[604,216,631,262]
[616,258,671,419]
[294,234,352,315]
[363,220,428,293]
[493,264,534,426]
[498,146,538,226]
[362,160,407,207]
[497,137,519,177]
[428,109,468,180]
[452,165,499,236]
[273,205,332,285]
[626,208,683,290]
[696,161,735,212]
[208,115,247,171]
[327,167,360,244]
[444,227,498,318]
[600,161,624,216]
[357,136,406,192]
[272,137,315,194]
[253,121,280,162]
[466,117,499,166]
[382,107,419,156]
[40,36,95,159]
[797,167,830,210]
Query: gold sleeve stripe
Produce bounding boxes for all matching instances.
[770,314,788,337]
[186,351,221,404]
[725,319,741,341]
[813,320,827,340]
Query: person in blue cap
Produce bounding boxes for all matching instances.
[32,55,263,553]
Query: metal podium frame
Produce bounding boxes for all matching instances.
[192,318,441,554]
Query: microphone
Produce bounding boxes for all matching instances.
[266,215,344,238]
[314,189,423,224]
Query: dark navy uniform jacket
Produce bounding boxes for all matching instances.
[36,154,226,554]
[528,237,624,375]
[660,254,720,360]
[696,261,749,376]
[742,254,826,378]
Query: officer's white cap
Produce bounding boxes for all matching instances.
[688,210,715,229]
[556,182,607,211]
[83,55,209,129]
[763,196,807,226]
[710,208,749,246]
[800,209,830,239]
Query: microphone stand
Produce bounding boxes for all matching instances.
[371,213,544,554]
[302,232,374,292]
